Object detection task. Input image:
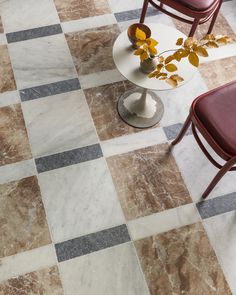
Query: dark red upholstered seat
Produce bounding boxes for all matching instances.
[175,0,217,11]
[194,82,236,156]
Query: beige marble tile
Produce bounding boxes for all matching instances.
[107,143,192,220]
[84,80,146,141]
[54,0,111,22]
[135,222,232,295]
[173,13,235,40]
[0,16,3,33]
[0,45,16,93]
[0,176,51,258]
[0,266,64,295]
[65,24,120,75]
[199,56,236,89]
[0,104,32,166]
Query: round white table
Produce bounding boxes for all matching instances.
[113,23,196,128]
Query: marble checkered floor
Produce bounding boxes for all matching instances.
[0,0,236,294]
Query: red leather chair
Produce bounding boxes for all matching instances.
[140,0,223,37]
[172,81,236,199]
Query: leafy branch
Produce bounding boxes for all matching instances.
[133,27,233,87]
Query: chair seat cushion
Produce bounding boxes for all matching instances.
[175,0,217,11]
[194,81,236,156]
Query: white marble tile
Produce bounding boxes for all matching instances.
[108,0,144,13]
[0,34,6,45]
[59,242,149,295]
[22,90,98,158]
[172,135,236,202]
[0,159,36,185]
[62,13,117,33]
[159,71,208,127]
[0,0,60,33]
[38,158,125,243]
[101,126,166,157]
[221,0,236,34]
[0,244,57,283]
[8,34,77,89]
[128,203,200,240]
[204,211,236,294]
[0,90,20,107]
[79,69,125,89]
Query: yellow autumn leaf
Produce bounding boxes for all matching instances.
[148,71,159,78]
[179,49,190,58]
[159,77,167,80]
[148,46,157,55]
[173,51,181,62]
[184,37,196,48]
[146,38,158,47]
[194,46,208,57]
[136,40,145,47]
[134,48,144,55]
[135,27,146,41]
[216,36,230,44]
[165,63,177,72]
[176,38,183,46]
[164,55,174,64]
[170,74,184,82]
[166,78,178,87]
[205,41,219,48]
[140,51,149,62]
[188,52,199,67]
[202,34,215,41]
[158,56,164,63]
[156,64,164,70]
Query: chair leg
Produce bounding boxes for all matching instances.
[171,113,192,146]
[202,157,236,199]
[140,0,149,23]
[189,18,200,37]
[207,1,222,34]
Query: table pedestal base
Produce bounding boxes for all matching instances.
[117,88,164,128]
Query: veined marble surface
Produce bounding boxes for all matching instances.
[22,90,98,157]
[8,34,77,89]
[38,158,125,243]
[59,243,150,295]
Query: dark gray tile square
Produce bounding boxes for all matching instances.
[6,24,62,43]
[35,144,103,173]
[55,224,131,262]
[163,123,192,141]
[197,192,236,219]
[115,7,159,22]
[20,78,80,101]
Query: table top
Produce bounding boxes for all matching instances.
[113,23,197,91]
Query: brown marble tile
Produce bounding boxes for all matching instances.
[54,0,111,22]
[0,104,32,166]
[106,143,192,220]
[199,56,236,89]
[0,16,3,33]
[65,24,120,75]
[84,80,150,140]
[0,176,51,258]
[0,45,16,93]
[135,222,232,295]
[0,266,64,295]
[173,13,235,40]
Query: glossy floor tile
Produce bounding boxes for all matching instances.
[0,176,51,258]
[38,158,124,242]
[22,90,98,157]
[65,24,120,75]
[0,0,236,294]
[107,143,192,220]
[135,222,232,295]
[59,243,150,295]
[0,104,32,166]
